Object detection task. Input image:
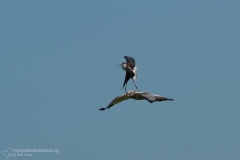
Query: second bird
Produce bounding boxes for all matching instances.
[118,56,138,92]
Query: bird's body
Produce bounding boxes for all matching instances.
[119,56,138,92]
[99,90,173,111]
[121,63,137,79]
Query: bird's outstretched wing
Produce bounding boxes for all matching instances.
[124,56,135,69]
[99,94,131,111]
[139,92,174,103]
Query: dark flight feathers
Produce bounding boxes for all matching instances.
[124,56,135,69]
[139,93,174,103]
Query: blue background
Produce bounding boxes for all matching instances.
[1,1,240,159]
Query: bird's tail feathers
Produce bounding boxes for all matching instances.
[133,67,137,79]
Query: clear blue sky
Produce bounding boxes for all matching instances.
[1,1,240,159]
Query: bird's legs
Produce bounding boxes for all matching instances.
[126,66,138,91]
[125,83,127,92]
[132,79,138,91]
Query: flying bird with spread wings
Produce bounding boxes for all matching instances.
[118,56,138,92]
[99,90,173,111]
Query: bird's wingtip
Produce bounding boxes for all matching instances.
[99,107,106,111]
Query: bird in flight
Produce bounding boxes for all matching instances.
[99,90,173,111]
[118,56,138,92]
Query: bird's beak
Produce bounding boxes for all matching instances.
[116,64,122,68]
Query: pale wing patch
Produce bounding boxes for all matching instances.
[133,67,137,79]
[134,91,145,94]
[151,94,162,97]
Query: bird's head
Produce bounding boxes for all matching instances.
[126,90,135,96]
[117,62,127,71]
